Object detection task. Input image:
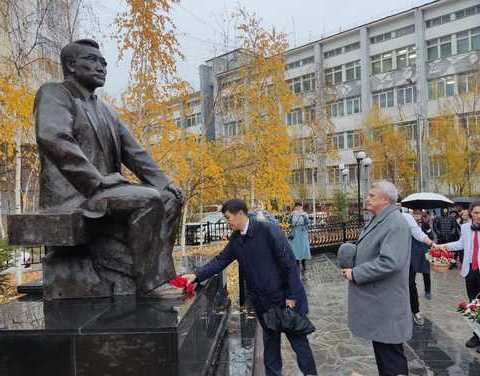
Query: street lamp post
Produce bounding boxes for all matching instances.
[340,165,349,220]
[355,151,367,223]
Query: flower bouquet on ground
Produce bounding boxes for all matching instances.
[426,248,455,272]
[457,299,480,336]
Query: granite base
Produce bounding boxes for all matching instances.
[0,275,229,376]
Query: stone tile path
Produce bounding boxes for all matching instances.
[259,253,480,375]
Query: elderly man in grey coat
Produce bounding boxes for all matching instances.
[339,181,412,376]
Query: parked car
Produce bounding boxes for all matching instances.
[185,212,230,245]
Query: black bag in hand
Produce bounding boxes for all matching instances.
[262,306,315,335]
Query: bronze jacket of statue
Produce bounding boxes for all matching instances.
[34,79,171,218]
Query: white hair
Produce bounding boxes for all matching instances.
[371,180,399,204]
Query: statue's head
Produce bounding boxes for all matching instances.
[60,39,106,91]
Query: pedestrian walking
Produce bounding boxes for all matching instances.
[435,202,480,353]
[183,199,318,376]
[420,212,434,299]
[404,210,435,326]
[340,181,412,376]
[288,203,312,272]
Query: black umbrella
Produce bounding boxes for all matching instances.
[401,192,454,210]
[262,306,315,335]
[452,196,479,209]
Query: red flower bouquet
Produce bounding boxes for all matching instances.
[426,248,455,272]
[457,298,480,336]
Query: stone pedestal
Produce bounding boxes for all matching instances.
[0,275,229,376]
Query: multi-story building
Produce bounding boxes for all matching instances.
[195,0,480,204]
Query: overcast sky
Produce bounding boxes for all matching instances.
[92,0,431,99]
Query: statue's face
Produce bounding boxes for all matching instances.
[69,45,107,91]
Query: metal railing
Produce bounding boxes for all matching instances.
[309,220,363,249]
[185,222,231,246]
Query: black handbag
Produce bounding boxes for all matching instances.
[262,306,315,335]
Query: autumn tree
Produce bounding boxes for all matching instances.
[215,8,296,210]
[428,70,480,195]
[115,0,225,246]
[362,105,417,194]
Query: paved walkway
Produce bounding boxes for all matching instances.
[272,253,480,376]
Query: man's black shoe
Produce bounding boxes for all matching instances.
[465,335,480,348]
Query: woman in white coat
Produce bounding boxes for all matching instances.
[436,201,480,351]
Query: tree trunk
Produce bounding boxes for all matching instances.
[180,201,188,256]
[14,129,22,285]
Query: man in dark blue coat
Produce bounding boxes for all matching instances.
[183,199,317,376]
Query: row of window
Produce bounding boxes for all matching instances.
[174,113,202,128]
[370,25,415,44]
[286,56,314,70]
[327,164,359,185]
[290,168,319,186]
[427,27,480,62]
[286,106,316,126]
[324,42,360,59]
[428,71,478,100]
[329,130,363,151]
[223,120,243,137]
[371,45,416,74]
[287,73,317,94]
[325,60,361,85]
[425,4,480,29]
[372,85,417,108]
[327,96,362,118]
[291,137,315,155]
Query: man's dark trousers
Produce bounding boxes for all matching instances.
[260,319,317,376]
[372,341,408,376]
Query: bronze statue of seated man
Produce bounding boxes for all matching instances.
[34,39,183,299]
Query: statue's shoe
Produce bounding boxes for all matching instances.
[144,283,185,298]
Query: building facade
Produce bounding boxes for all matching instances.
[174,0,480,202]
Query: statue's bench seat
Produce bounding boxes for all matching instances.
[7,211,136,300]
[7,211,89,247]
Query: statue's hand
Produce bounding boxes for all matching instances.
[100,173,129,188]
[165,184,184,204]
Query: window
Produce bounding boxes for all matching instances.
[328,100,344,118]
[224,121,240,137]
[428,76,456,100]
[344,42,360,52]
[396,45,416,69]
[324,68,333,86]
[395,25,415,38]
[395,122,415,141]
[429,158,446,178]
[325,65,342,85]
[454,5,480,22]
[372,89,394,108]
[304,106,316,123]
[346,130,362,149]
[185,113,202,128]
[473,27,480,50]
[370,52,393,74]
[427,39,439,61]
[460,113,480,135]
[348,164,358,183]
[328,166,341,185]
[370,25,414,44]
[458,72,477,95]
[286,56,314,70]
[324,47,342,59]
[302,73,316,92]
[345,60,361,81]
[397,86,416,105]
[287,73,316,93]
[174,118,182,128]
[345,96,361,115]
[287,108,303,125]
[291,169,305,185]
[305,168,318,184]
[334,65,342,84]
[439,36,452,58]
[457,31,470,54]
[330,133,345,150]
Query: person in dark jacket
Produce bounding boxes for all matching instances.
[183,199,317,376]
